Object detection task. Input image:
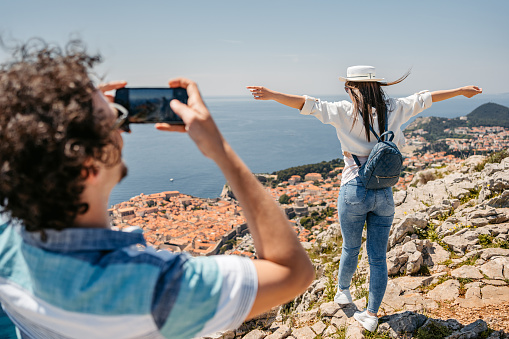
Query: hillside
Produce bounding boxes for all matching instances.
[468,103,509,128]
[405,102,509,142]
[198,155,509,338]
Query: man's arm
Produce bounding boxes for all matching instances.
[431,86,482,103]
[156,79,315,319]
[246,86,306,110]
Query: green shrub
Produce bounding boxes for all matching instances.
[278,193,291,204]
[416,321,452,339]
[474,149,509,172]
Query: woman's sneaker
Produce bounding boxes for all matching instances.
[334,289,352,305]
[354,310,378,332]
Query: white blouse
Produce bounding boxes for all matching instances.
[299,91,433,185]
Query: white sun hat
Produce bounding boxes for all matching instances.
[339,65,385,82]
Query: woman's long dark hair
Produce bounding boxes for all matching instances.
[345,70,410,141]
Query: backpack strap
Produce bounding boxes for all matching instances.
[351,112,390,167]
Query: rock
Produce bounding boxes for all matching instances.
[265,325,291,339]
[242,329,267,339]
[457,282,483,308]
[481,285,509,305]
[426,242,451,266]
[463,155,486,169]
[480,248,509,260]
[437,221,458,237]
[427,279,460,301]
[315,223,341,245]
[379,311,427,336]
[345,323,365,339]
[447,319,489,339]
[399,293,439,312]
[442,231,479,254]
[330,315,349,329]
[393,190,407,206]
[487,190,509,208]
[294,309,319,326]
[480,259,505,280]
[322,325,338,337]
[450,265,484,279]
[380,280,404,312]
[291,327,315,339]
[406,251,424,274]
[392,276,433,291]
[388,213,428,248]
[386,246,409,276]
[447,186,471,200]
[311,321,327,335]
[319,302,339,317]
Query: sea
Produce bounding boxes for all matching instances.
[109,93,509,207]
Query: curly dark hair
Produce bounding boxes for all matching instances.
[0,38,120,232]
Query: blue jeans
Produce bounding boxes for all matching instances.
[335,176,394,313]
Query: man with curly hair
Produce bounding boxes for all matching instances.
[0,40,314,339]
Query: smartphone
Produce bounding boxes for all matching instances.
[114,87,188,124]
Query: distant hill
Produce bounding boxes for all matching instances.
[466,102,509,127]
[405,102,509,142]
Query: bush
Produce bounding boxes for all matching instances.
[416,321,452,339]
[418,171,437,185]
[475,149,509,172]
[278,194,291,205]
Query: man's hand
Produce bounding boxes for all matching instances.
[155,78,226,161]
[97,81,127,102]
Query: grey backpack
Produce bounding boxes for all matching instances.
[352,116,403,189]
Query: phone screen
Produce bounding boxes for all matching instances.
[114,87,188,124]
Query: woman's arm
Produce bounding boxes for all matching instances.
[246,86,306,110]
[431,86,482,103]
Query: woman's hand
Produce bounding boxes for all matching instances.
[461,86,483,98]
[246,86,277,100]
[247,86,306,109]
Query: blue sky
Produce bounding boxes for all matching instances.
[1,0,508,97]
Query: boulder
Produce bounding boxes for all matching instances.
[391,276,433,291]
[425,242,450,266]
[427,279,460,301]
[345,323,365,339]
[265,325,291,339]
[378,311,427,337]
[442,231,479,254]
[291,327,315,339]
[486,190,509,209]
[242,329,267,339]
[447,319,489,339]
[480,259,505,280]
[450,265,484,279]
[311,321,326,335]
[406,251,424,274]
[319,302,339,317]
[393,190,407,206]
[388,213,428,248]
[480,285,509,305]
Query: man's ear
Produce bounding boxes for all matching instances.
[81,158,101,184]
